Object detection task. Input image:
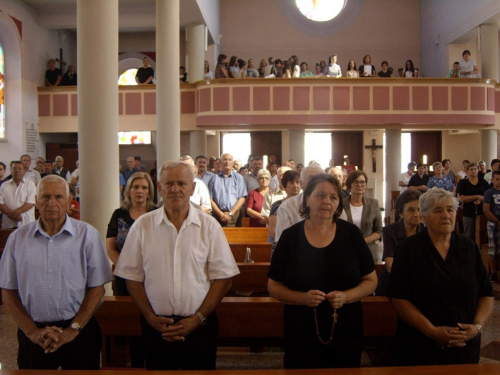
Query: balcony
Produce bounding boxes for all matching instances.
[38,78,500,133]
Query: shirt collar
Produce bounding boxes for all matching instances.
[35,215,74,238]
[155,204,202,228]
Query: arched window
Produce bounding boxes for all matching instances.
[118,68,138,85]
[0,42,5,138]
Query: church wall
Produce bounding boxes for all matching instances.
[220,0,420,76]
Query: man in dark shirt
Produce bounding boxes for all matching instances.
[408,163,429,192]
[135,57,154,84]
[45,59,62,86]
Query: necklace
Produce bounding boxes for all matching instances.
[314,308,338,345]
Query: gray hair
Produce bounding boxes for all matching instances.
[300,163,325,190]
[38,175,69,200]
[121,172,156,210]
[432,162,442,169]
[257,169,271,179]
[420,187,459,217]
[180,155,194,164]
[466,162,478,171]
[158,160,194,181]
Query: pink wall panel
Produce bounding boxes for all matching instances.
[125,92,142,115]
[373,87,389,110]
[451,87,468,111]
[181,91,195,114]
[412,86,429,111]
[144,92,156,114]
[393,87,409,110]
[432,87,448,110]
[253,87,270,111]
[200,88,211,112]
[332,86,350,110]
[213,87,230,111]
[293,87,310,111]
[487,88,495,112]
[353,87,370,110]
[53,94,68,116]
[233,87,250,111]
[313,87,330,110]
[38,95,50,117]
[471,87,485,111]
[71,94,78,116]
[273,87,290,111]
[119,93,123,115]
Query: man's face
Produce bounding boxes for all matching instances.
[36,158,44,168]
[269,58,274,65]
[329,168,343,182]
[55,157,63,169]
[49,60,55,69]
[234,160,242,171]
[467,166,478,178]
[21,156,31,170]
[196,158,207,173]
[44,162,53,174]
[0,164,4,178]
[251,159,262,175]
[417,166,425,176]
[289,161,295,170]
[143,58,149,67]
[38,181,69,224]
[134,159,141,169]
[221,154,234,172]
[493,163,500,171]
[158,166,194,212]
[127,158,135,169]
[11,163,24,181]
[492,174,500,190]
[277,167,291,186]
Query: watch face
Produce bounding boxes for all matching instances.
[71,322,81,331]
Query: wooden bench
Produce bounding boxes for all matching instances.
[94,295,397,366]
[223,227,269,244]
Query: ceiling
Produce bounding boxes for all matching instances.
[21,0,207,33]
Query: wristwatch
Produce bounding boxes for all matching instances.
[195,311,207,325]
[70,321,82,332]
[228,211,233,217]
[474,323,483,338]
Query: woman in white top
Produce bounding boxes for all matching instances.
[346,59,359,78]
[290,55,300,78]
[203,61,213,80]
[228,55,239,78]
[404,60,416,77]
[236,59,247,79]
[313,63,324,77]
[283,61,292,78]
[326,54,342,78]
[460,50,480,78]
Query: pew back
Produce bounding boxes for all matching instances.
[223,227,269,244]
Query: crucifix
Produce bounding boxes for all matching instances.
[365,139,383,172]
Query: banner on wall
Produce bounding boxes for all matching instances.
[25,121,39,160]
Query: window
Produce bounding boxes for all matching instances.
[0,43,5,138]
[295,0,347,22]
[305,132,331,169]
[118,69,138,85]
[222,133,251,165]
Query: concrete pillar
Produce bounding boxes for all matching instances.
[156,0,180,164]
[187,23,205,83]
[77,0,119,237]
[207,131,220,158]
[190,130,207,157]
[480,23,499,80]
[385,129,401,220]
[481,129,497,164]
[288,130,305,168]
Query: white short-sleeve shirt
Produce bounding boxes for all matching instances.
[0,178,36,229]
[114,207,239,317]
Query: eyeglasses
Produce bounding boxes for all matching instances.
[258,177,270,180]
[352,180,366,186]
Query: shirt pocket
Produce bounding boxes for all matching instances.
[188,246,209,282]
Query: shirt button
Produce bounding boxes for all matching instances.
[48,286,52,289]
[49,302,53,305]
[48,270,52,273]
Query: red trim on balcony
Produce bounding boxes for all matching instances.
[293,87,310,111]
[71,94,78,116]
[273,87,290,111]
[144,92,156,114]
[213,87,230,111]
[452,86,468,111]
[200,88,211,112]
[254,87,270,111]
[332,86,350,110]
[432,87,448,111]
[353,86,370,110]
[393,87,409,110]
[373,87,390,110]
[471,87,485,111]
[125,93,142,115]
[313,86,330,110]
[181,91,195,114]
[38,95,51,117]
[412,86,429,111]
[53,94,68,116]
[233,87,250,111]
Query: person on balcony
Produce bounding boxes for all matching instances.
[45,58,62,86]
[61,64,77,86]
[135,57,154,85]
[326,54,342,78]
[215,54,229,79]
[460,50,480,78]
[359,55,376,77]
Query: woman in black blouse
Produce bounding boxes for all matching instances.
[268,174,377,369]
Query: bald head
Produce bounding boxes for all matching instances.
[328,167,343,183]
[300,164,324,190]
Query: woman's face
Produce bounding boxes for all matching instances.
[463,52,470,62]
[301,64,307,72]
[240,168,249,176]
[129,178,149,206]
[204,61,209,70]
[364,56,371,64]
[443,160,450,169]
[286,177,301,197]
[350,175,366,195]
[422,199,456,236]
[382,63,388,71]
[342,171,348,184]
[349,60,355,69]
[258,174,270,189]
[332,55,337,64]
[406,61,412,68]
[306,181,339,221]
[400,200,421,226]
[270,164,278,174]
[248,59,254,68]
[320,61,326,69]
[315,65,321,73]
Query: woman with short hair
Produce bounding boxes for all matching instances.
[427,162,455,192]
[246,169,271,227]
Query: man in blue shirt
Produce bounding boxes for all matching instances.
[0,175,112,370]
[208,153,247,226]
[195,155,214,186]
[123,156,140,183]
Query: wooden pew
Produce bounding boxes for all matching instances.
[223,227,269,244]
[230,243,272,262]
[0,228,15,305]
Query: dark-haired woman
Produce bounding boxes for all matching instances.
[290,55,300,78]
[346,59,359,78]
[404,60,416,77]
[236,59,247,78]
[268,174,377,369]
[215,54,228,78]
[359,55,376,77]
[203,60,213,80]
[378,61,393,77]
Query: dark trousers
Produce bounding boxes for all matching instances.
[140,313,218,370]
[17,316,102,370]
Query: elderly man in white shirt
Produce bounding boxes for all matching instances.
[262,166,291,223]
[180,155,212,214]
[20,154,41,186]
[0,161,36,229]
[114,160,239,371]
[274,163,324,243]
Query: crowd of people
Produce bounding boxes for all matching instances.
[0,151,497,370]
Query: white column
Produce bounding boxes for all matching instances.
[190,130,207,157]
[480,23,499,80]
[481,129,497,164]
[288,130,305,167]
[187,23,205,83]
[77,0,119,238]
[156,0,180,164]
[207,132,220,158]
[385,129,401,221]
